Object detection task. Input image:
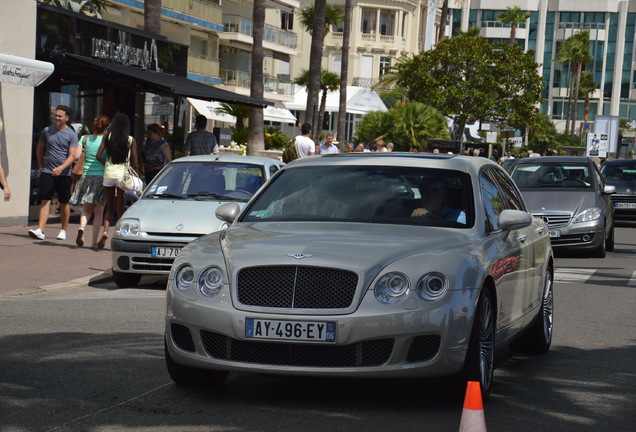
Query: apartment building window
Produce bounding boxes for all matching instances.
[361,9,377,34]
[379,10,395,36]
[584,13,605,24]
[481,10,504,22]
[281,11,293,31]
[190,38,207,57]
[380,57,391,76]
[559,12,580,24]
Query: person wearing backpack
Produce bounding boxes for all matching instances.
[294,123,315,158]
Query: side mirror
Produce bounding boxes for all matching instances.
[498,209,532,231]
[603,185,616,195]
[124,189,141,204]
[215,202,241,223]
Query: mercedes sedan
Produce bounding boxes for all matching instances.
[165,153,554,397]
[600,159,636,220]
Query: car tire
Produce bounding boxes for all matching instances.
[164,340,228,386]
[606,223,615,252]
[513,267,554,353]
[112,270,141,288]
[452,288,495,399]
[591,227,607,258]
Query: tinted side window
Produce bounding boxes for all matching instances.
[480,170,504,232]
[491,168,526,211]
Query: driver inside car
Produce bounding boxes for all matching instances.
[411,177,466,224]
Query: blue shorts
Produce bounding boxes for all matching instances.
[39,172,73,204]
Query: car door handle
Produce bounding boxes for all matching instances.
[516,234,527,242]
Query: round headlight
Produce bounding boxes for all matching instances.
[416,272,449,301]
[174,264,195,291]
[374,272,410,304]
[198,266,224,297]
[116,218,140,236]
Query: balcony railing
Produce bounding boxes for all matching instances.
[352,77,379,88]
[480,20,527,29]
[223,15,297,49]
[187,53,219,77]
[558,22,605,30]
[220,69,294,96]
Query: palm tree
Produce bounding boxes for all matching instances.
[390,102,450,150]
[455,26,482,38]
[336,0,352,151]
[569,31,592,135]
[247,0,265,156]
[438,0,449,42]
[497,6,530,45]
[216,103,249,129]
[298,4,344,36]
[303,0,327,139]
[578,70,597,130]
[294,70,340,139]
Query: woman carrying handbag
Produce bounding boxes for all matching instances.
[96,113,138,249]
[69,115,110,248]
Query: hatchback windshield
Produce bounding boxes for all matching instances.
[510,162,592,189]
[600,160,636,181]
[143,162,265,200]
[241,166,473,227]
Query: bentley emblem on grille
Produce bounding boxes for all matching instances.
[288,253,314,259]
[176,223,184,231]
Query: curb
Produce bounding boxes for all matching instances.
[36,269,114,292]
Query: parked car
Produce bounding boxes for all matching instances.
[506,156,615,257]
[111,154,284,288]
[599,159,636,220]
[165,153,554,398]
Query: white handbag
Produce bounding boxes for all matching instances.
[118,139,144,192]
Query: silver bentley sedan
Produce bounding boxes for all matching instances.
[165,153,554,397]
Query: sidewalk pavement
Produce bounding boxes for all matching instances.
[0,209,113,297]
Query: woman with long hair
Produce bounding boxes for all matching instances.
[69,115,110,248]
[96,113,138,249]
[142,123,171,184]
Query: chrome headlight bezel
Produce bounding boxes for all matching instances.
[198,266,224,297]
[116,218,141,236]
[374,272,410,304]
[416,272,449,301]
[573,207,602,223]
[173,264,195,291]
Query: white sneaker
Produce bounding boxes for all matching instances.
[28,228,45,240]
[57,230,67,240]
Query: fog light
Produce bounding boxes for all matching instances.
[582,235,591,242]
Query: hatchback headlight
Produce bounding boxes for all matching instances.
[374,272,410,304]
[174,264,195,291]
[416,272,449,301]
[573,207,602,223]
[198,266,224,297]
[116,218,140,236]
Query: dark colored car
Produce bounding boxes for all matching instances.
[599,159,636,220]
[506,156,616,257]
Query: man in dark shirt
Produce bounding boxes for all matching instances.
[183,115,219,156]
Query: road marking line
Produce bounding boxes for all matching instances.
[629,270,636,286]
[554,268,596,284]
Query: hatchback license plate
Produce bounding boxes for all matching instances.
[615,202,636,209]
[151,246,181,258]
[549,230,561,238]
[246,318,336,342]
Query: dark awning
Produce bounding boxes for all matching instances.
[61,53,272,108]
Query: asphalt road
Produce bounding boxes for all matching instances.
[1,223,635,432]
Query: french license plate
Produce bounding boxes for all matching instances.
[245,318,336,342]
[151,246,181,258]
[549,230,561,238]
[615,202,636,209]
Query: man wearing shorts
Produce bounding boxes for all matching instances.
[29,105,80,240]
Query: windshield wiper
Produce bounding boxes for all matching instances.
[146,193,185,199]
[187,192,245,201]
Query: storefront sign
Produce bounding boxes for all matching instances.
[0,53,54,87]
[91,38,159,71]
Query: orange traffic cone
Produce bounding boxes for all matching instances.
[459,381,487,432]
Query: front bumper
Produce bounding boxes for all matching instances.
[111,238,192,275]
[165,285,479,378]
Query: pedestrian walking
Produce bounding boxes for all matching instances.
[69,115,110,248]
[96,113,138,249]
[141,123,171,184]
[28,105,80,241]
[294,123,315,158]
[182,115,219,156]
[318,133,339,155]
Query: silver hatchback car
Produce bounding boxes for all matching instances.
[165,153,554,397]
[506,156,615,257]
[111,154,284,288]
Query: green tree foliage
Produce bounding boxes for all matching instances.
[355,102,449,151]
[395,35,543,142]
[216,103,249,130]
[578,70,596,125]
[527,113,561,155]
[298,4,344,35]
[294,69,341,136]
[264,127,291,150]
